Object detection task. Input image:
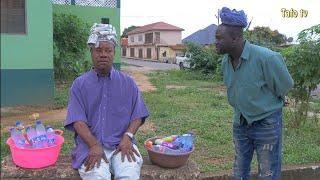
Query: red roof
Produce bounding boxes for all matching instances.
[127,22,184,35]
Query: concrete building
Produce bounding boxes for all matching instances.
[122,22,185,63]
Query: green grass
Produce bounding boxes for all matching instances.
[121,62,142,67]
[282,109,320,164]
[1,70,320,174]
[310,99,320,114]
[135,70,234,173]
[135,70,320,173]
[54,81,72,108]
[52,122,75,155]
[1,132,10,162]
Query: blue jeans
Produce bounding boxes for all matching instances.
[233,110,282,180]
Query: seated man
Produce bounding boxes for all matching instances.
[64,23,149,180]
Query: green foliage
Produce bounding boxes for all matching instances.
[186,26,286,78]
[1,132,10,163]
[53,13,92,82]
[282,24,320,126]
[185,43,222,79]
[54,80,72,109]
[244,26,286,51]
[73,60,91,77]
[298,24,320,43]
[121,25,137,38]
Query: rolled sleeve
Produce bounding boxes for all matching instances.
[64,80,88,132]
[130,82,149,125]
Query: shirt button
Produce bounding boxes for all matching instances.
[104,94,106,97]
[102,118,105,120]
[103,106,106,109]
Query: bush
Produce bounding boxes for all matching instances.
[244,26,286,51]
[282,24,320,126]
[185,43,222,79]
[53,13,91,82]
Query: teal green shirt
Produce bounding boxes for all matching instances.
[222,41,294,125]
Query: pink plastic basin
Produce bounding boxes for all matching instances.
[6,135,64,169]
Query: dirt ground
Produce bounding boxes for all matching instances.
[1,65,156,132]
[121,65,157,92]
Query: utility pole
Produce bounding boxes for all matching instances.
[214,9,220,25]
[246,17,253,31]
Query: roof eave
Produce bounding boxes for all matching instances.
[127,29,184,35]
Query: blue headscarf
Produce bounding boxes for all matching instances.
[219,7,247,28]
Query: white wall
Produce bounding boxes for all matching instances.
[128,30,182,46]
[158,31,182,45]
[128,33,145,45]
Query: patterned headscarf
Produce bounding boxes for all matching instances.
[219,7,247,28]
[87,23,118,48]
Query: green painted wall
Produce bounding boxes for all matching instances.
[1,0,53,69]
[53,4,121,67]
[1,69,54,106]
[1,0,54,106]
[1,1,121,106]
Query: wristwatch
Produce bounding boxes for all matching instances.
[125,132,134,140]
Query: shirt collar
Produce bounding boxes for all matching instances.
[227,40,251,61]
[90,67,114,81]
[240,40,250,60]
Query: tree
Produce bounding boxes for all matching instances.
[53,13,91,81]
[121,26,137,38]
[244,26,286,50]
[186,43,222,78]
[282,24,320,126]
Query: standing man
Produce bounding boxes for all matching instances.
[65,23,149,180]
[215,7,294,180]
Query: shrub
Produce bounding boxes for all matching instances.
[53,13,91,82]
[282,24,320,126]
[185,43,222,79]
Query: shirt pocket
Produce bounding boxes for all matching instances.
[111,106,129,118]
[110,106,131,132]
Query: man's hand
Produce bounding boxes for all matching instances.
[84,143,108,172]
[284,96,291,107]
[113,135,140,162]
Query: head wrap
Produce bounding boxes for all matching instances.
[219,7,248,28]
[87,23,118,48]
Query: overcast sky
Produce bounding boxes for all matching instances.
[120,0,320,40]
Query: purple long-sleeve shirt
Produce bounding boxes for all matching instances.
[64,68,149,169]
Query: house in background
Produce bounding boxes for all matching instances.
[121,37,128,57]
[122,22,185,63]
[1,0,120,107]
[182,24,217,46]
